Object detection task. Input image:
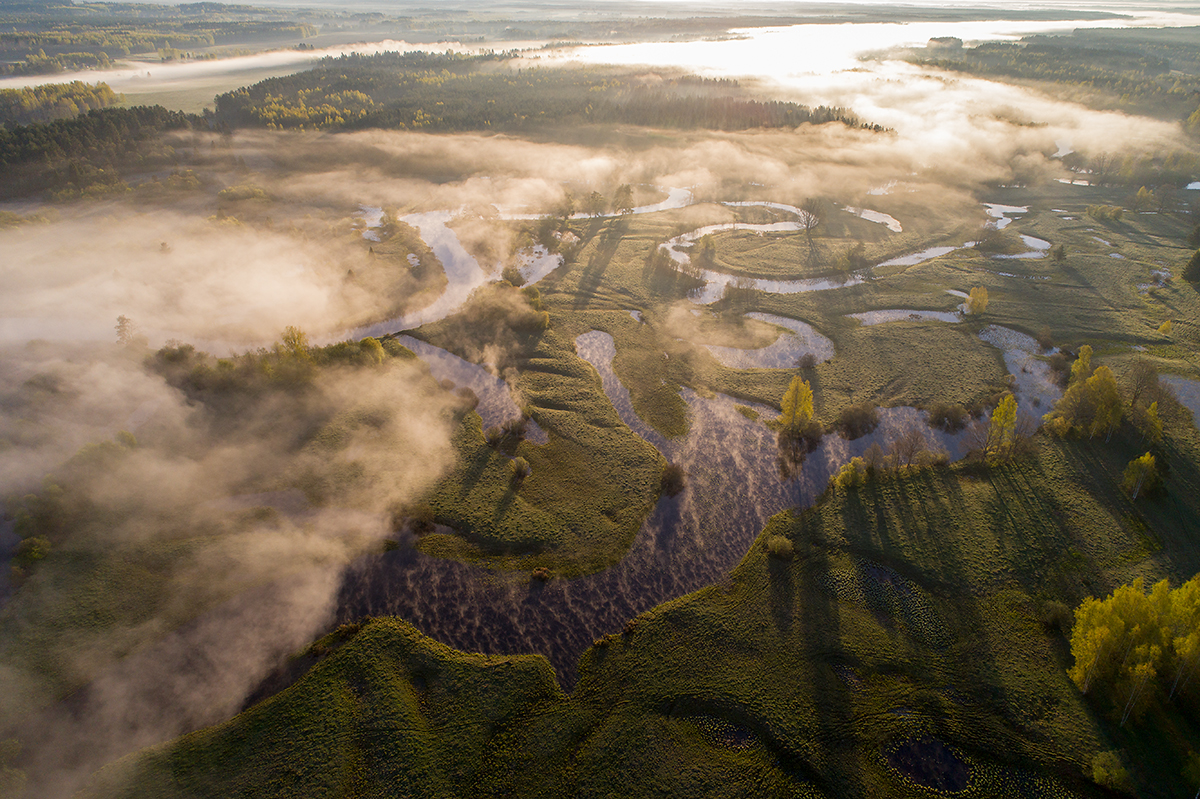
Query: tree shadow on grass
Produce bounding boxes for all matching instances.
[573,218,627,309]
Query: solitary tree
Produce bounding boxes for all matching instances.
[889,425,932,468]
[510,456,532,485]
[584,191,607,217]
[966,286,989,315]
[987,393,1018,459]
[115,315,136,345]
[613,184,634,215]
[1154,183,1178,213]
[558,191,576,221]
[1091,751,1132,793]
[1134,186,1154,210]
[1125,358,1159,407]
[800,197,824,260]
[777,375,821,476]
[780,376,814,433]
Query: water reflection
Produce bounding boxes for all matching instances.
[704,312,834,369]
[336,330,968,686]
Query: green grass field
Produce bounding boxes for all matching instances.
[416,324,665,576]
[7,123,1200,797]
[84,411,1200,797]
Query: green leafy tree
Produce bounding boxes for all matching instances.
[1185,249,1200,283]
[833,456,870,489]
[1091,751,1132,793]
[359,336,385,365]
[1185,752,1200,799]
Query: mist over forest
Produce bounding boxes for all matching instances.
[2,2,1200,798]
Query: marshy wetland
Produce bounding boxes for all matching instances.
[2,3,1200,797]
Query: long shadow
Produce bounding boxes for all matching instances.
[839,465,1066,769]
[796,528,864,796]
[457,442,498,496]
[768,555,794,636]
[573,218,627,308]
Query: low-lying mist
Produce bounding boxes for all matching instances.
[1,38,1197,795]
[0,334,460,797]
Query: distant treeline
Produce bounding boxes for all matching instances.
[0,81,121,127]
[214,52,886,133]
[1065,150,1200,190]
[911,38,1200,132]
[0,105,202,198]
[0,1,319,75]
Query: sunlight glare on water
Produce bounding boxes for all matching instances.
[560,14,1200,79]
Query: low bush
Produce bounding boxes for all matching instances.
[833,403,879,439]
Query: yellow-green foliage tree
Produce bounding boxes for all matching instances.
[780,376,814,433]
[1122,452,1159,499]
[1069,576,1200,725]
[1158,320,1173,336]
[1139,401,1163,445]
[986,393,1017,459]
[1044,349,1122,439]
[1185,753,1200,799]
[966,286,989,314]
[832,456,869,489]
[1069,344,1093,386]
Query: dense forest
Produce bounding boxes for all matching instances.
[0,1,320,75]
[911,31,1200,131]
[214,52,885,133]
[0,105,201,198]
[0,53,884,201]
[0,81,119,127]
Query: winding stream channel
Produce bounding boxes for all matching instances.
[332,190,1065,685]
[336,331,972,685]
